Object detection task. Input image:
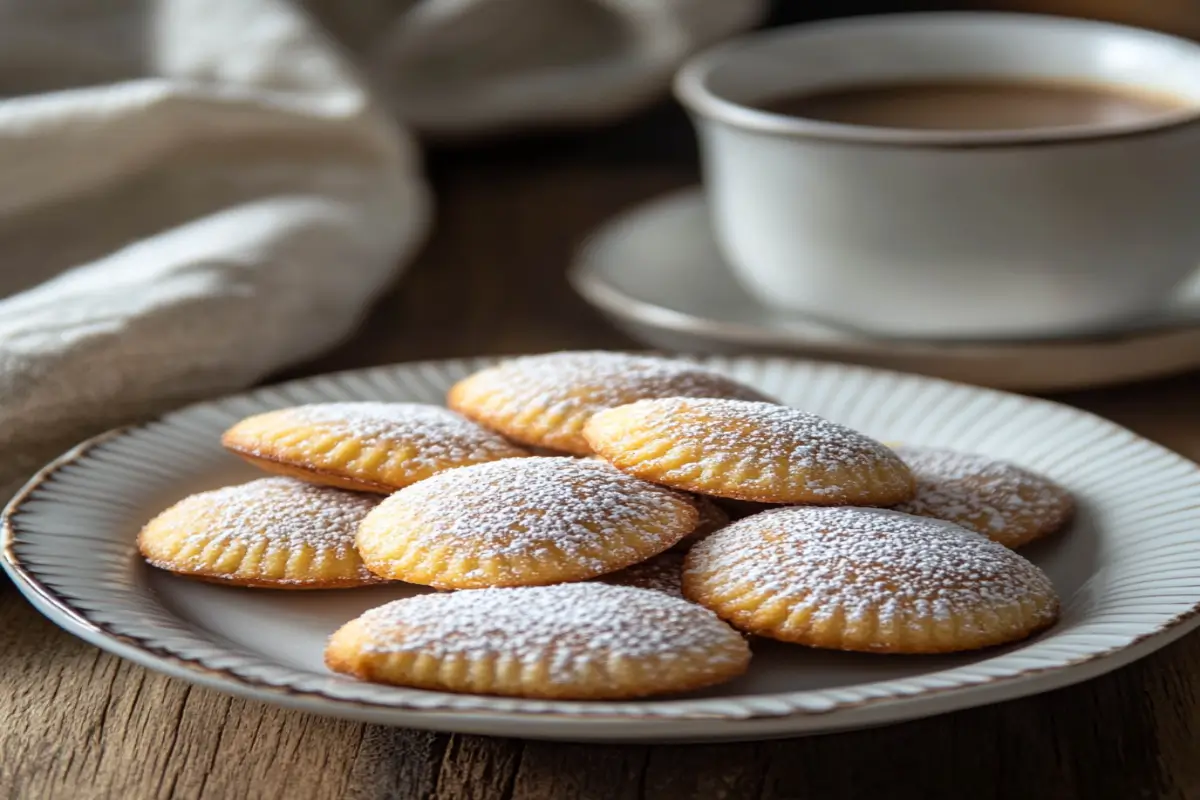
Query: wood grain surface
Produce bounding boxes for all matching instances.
[5,107,1200,800]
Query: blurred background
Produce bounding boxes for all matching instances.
[308,0,1200,364]
[0,0,1197,501]
[774,0,1198,34]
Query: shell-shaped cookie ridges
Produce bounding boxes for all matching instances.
[683,506,1059,653]
[355,457,699,589]
[137,477,383,588]
[585,397,915,505]
[325,583,750,699]
[892,445,1074,549]
[446,351,773,455]
[221,402,530,492]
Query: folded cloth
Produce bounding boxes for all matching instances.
[0,0,765,501]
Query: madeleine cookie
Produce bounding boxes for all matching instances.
[600,552,686,598]
[683,507,1059,653]
[892,446,1074,549]
[356,457,698,589]
[138,477,383,589]
[222,402,528,493]
[325,583,749,699]
[447,351,770,455]
[585,398,915,506]
[585,458,727,549]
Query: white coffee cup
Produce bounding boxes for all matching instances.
[674,13,1200,339]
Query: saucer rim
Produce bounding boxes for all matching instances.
[569,187,1200,351]
[569,188,1200,391]
[675,12,1200,150]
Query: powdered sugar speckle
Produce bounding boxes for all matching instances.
[448,352,772,454]
[364,457,695,572]
[588,398,912,503]
[479,351,770,410]
[285,402,523,457]
[893,446,1073,544]
[147,477,379,568]
[356,583,744,678]
[686,506,1057,629]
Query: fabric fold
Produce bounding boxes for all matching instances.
[0,0,764,499]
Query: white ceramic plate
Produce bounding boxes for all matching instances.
[6,356,1200,743]
[569,189,1200,392]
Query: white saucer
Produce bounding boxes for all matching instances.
[569,189,1200,392]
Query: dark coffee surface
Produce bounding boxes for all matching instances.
[759,79,1191,131]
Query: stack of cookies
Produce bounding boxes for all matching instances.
[138,351,1071,701]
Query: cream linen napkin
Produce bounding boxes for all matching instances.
[0,0,765,501]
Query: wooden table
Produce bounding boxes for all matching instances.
[5,107,1200,800]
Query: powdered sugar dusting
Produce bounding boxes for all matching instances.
[356,583,743,676]
[601,398,909,499]
[482,351,769,409]
[687,506,1057,628]
[893,446,1072,540]
[372,457,694,570]
[158,477,378,558]
[285,402,523,456]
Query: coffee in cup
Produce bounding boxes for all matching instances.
[755,79,1190,132]
[675,13,1200,339]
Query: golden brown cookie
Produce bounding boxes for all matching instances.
[446,351,771,455]
[683,506,1059,653]
[325,582,750,699]
[584,397,915,505]
[138,477,383,589]
[600,552,686,598]
[585,457,728,550]
[356,457,698,589]
[892,446,1074,549]
[221,402,529,493]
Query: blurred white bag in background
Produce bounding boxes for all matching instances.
[0,0,765,499]
[310,0,765,135]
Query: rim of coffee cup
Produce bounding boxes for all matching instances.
[674,11,1200,148]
